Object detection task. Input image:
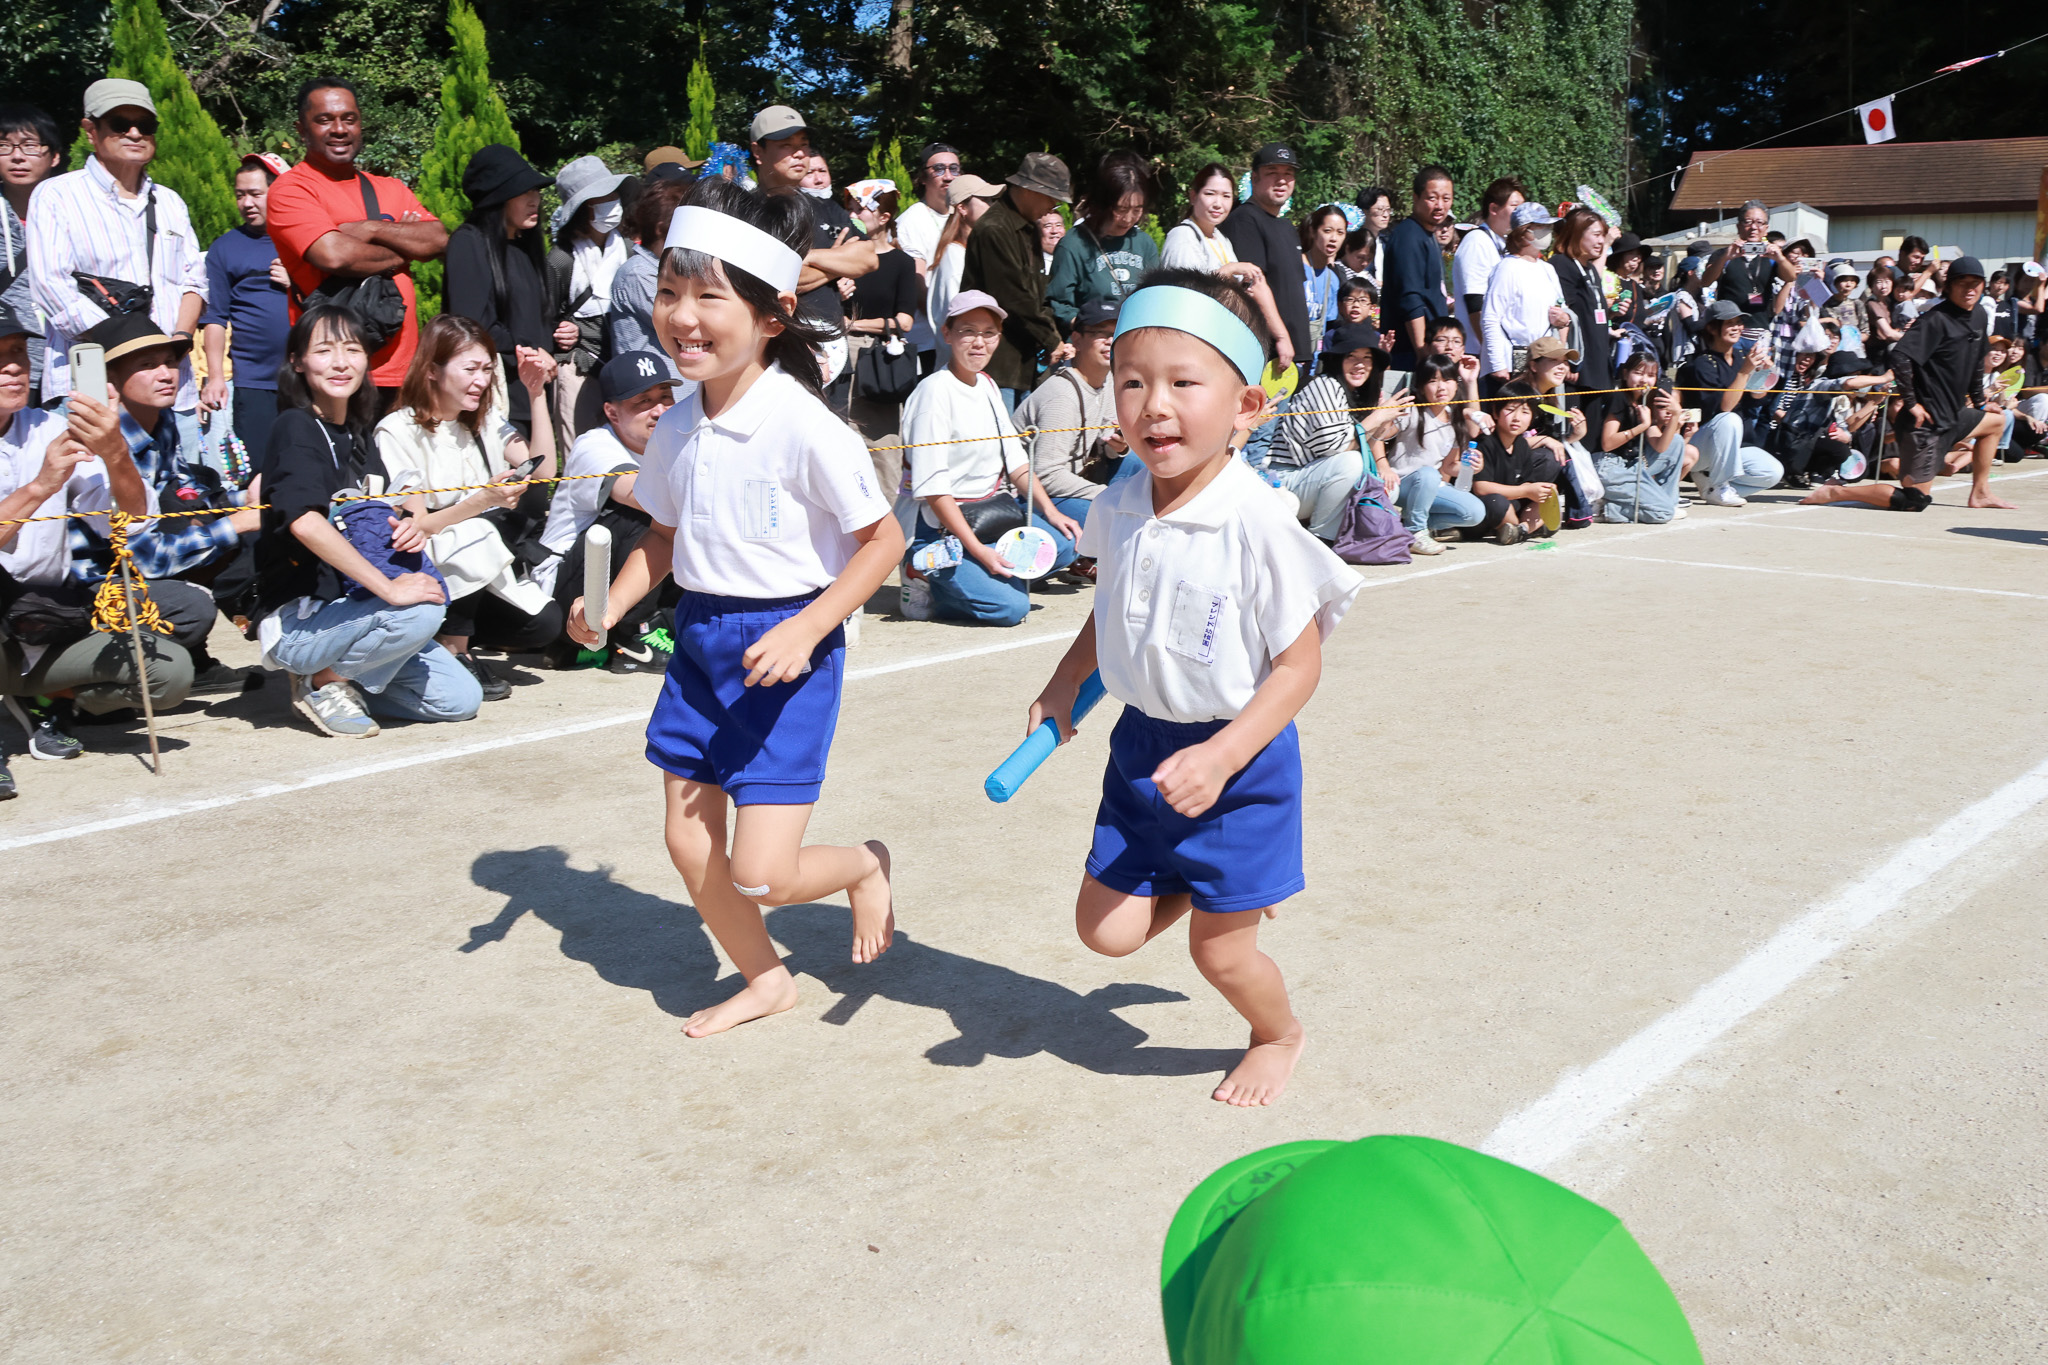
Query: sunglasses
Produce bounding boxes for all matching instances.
[100,113,158,137]
[926,163,961,177]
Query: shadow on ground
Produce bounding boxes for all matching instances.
[1948,526,2048,547]
[464,846,1236,1079]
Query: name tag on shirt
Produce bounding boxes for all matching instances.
[1166,580,1227,666]
[1592,307,1606,325]
[743,479,783,540]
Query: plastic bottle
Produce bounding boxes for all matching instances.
[1455,440,1480,493]
[909,535,964,574]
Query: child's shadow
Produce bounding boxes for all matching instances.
[463,847,1237,1079]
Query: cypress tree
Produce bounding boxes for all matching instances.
[683,37,718,162]
[413,0,521,317]
[866,138,913,205]
[72,0,241,244]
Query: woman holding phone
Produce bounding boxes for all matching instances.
[257,304,483,735]
[376,313,561,701]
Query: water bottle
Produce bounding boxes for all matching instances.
[1455,440,1479,493]
[909,535,964,574]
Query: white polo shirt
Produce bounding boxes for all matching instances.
[533,423,640,595]
[0,406,138,586]
[635,363,891,599]
[1077,457,1363,723]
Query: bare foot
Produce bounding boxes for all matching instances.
[1799,485,1837,505]
[1212,1026,1305,1107]
[849,840,894,964]
[682,968,799,1038]
[1970,490,2018,509]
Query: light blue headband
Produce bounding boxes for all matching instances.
[1112,286,1266,387]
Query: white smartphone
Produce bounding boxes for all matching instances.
[69,342,106,405]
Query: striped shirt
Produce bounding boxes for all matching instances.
[26,157,207,406]
[1268,375,1364,469]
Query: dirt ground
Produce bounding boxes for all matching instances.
[4,470,2045,1363]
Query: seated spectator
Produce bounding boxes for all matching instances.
[607,173,692,375]
[0,301,182,786]
[1761,322,1886,487]
[841,178,923,443]
[546,154,631,449]
[1376,353,1486,556]
[200,152,292,476]
[376,313,563,700]
[532,350,682,673]
[1596,374,1693,524]
[1676,298,1784,507]
[1469,381,1569,544]
[1480,205,1567,380]
[900,291,1080,625]
[445,144,557,438]
[1016,296,1125,580]
[1267,322,1404,542]
[0,103,64,403]
[1158,162,1291,356]
[67,310,256,694]
[255,303,480,736]
[1049,151,1159,331]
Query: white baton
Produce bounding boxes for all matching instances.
[583,524,612,650]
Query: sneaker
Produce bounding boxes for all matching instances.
[189,659,257,697]
[1672,503,1689,519]
[1494,519,1522,546]
[900,577,935,621]
[456,651,512,702]
[1431,527,1461,543]
[1408,531,1446,556]
[606,628,672,675]
[1562,515,1593,530]
[1704,484,1747,508]
[0,753,14,800]
[289,673,380,738]
[7,696,83,761]
[1690,470,1711,503]
[1056,557,1098,585]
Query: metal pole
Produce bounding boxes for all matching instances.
[117,559,162,776]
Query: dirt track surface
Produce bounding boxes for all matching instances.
[5,471,2045,1362]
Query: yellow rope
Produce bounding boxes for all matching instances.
[88,512,174,637]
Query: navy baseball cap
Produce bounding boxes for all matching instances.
[1250,143,1299,169]
[598,350,683,403]
[1074,297,1119,330]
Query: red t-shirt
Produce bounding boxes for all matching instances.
[266,161,431,389]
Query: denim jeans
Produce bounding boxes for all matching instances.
[268,597,481,722]
[911,513,1079,626]
[1597,431,1689,523]
[1052,495,1096,528]
[1694,412,1782,494]
[1393,466,1487,536]
[1271,450,1365,540]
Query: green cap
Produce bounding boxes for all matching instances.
[1161,1135,1702,1365]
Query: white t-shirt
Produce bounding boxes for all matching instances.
[897,200,945,268]
[1385,406,1461,483]
[1160,220,1238,274]
[901,367,1026,531]
[1450,225,1507,338]
[375,408,519,510]
[533,423,638,595]
[1077,456,1362,723]
[926,242,965,364]
[635,363,891,599]
[0,406,133,585]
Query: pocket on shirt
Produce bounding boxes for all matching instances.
[1165,579,1228,666]
[742,479,784,540]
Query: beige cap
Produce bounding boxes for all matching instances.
[84,78,156,120]
[946,174,1002,208]
[748,105,806,144]
[643,145,705,171]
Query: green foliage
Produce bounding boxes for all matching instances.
[91,0,244,243]
[684,38,718,161]
[413,0,519,318]
[865,137,913,204]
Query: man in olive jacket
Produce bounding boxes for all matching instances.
[961,152,1073,409]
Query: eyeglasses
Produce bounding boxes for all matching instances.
[950,328,1001,342]
[100,114,158,137]
[0,140,49,156]
[927,162,961,177]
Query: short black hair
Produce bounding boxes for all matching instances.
[1425,315,1466,342]
[0,104,61,161]
[912,142,959,189]
[1411,164,1452,197]
[1131,264,1273,361]
[1496,380,1540,404]
[295,76,360,118]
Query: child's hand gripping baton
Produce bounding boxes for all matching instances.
[985,671,1106,803]
[582,525,611,650]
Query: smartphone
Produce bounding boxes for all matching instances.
[68,343,106,405]
[1679,407,1702,426]
[510,453,542,479]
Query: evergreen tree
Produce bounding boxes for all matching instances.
[413,0,520,317]
[866,138,913,205]
[683,37,718,161]
[71,0,241,244]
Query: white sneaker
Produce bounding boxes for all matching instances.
[291,674,380,738]
[1672,502,1689,519]
[1409,532,1446,556]
[1704,484,1747,508]
[900,577,934,621]
[1689,470,1711,503]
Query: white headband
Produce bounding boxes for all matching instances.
[664,205,805,295]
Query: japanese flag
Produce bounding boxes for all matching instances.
[1858,95,1897,144]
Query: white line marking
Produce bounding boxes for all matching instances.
[0,632,1072,854]
[1720,522,1930,541]
[1483,750,2048,1172]
[1571,551,2048,600]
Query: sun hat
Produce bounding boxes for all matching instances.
[462,144,550,211]
[84,78,155,119]
[553,154,630,233]
[1829,259,1860,281]
[643,145,704,171]
[946,174,1003,208]
[843,178,897,213]
[1323,322,1387,360]
[1527,335,1580,363]
[77,310,190,365]
[1006,152,1072,204]
[945,289,1007,323]
[1161,1136,1702,1365]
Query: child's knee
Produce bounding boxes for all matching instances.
[727,854,795,906]
[1076,919,1144,958]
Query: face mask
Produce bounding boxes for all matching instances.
[800,185,831,199]
[590,201,623,234]
[1531,231,1552,252]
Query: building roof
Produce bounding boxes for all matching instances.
[1670,137,2048,216]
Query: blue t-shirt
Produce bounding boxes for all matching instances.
[200,224,290,389]
[1304,262,1340,343]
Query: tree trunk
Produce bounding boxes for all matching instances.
[887,0,912,74]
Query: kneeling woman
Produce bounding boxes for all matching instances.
[1377,354,1486,555]
[1268,322,1404,541]
[256,305,483,735]
[377,315,565,700]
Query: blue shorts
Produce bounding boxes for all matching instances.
[1086,708,1306,913]
[645,591,844,805]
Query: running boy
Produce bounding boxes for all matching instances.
[569,179,905,1037]
[1027,268,1363,1106]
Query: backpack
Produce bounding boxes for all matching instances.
[1330,440,1411,566]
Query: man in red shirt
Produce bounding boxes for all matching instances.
[265,78,447,405]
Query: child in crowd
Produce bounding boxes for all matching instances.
[1469,381,1567,544]
[1027,268,1364,1106]
[568,179,906,1037]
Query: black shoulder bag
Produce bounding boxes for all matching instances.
[72,189,158,317]
[301,174,408,354]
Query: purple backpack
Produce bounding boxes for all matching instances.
[1331,451,1411,566]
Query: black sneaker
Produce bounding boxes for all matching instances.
[458,651,512,702]
[189,659,258,697]
[0,753,14,800]
[7,696,83,761]
[606,625,673,675]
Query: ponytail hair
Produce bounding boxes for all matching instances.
[660,176,836,405]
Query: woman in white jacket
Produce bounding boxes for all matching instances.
[1481,206,1575,381]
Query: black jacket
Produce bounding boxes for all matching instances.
[1890,298,1986,430]
[546,244,609,376]
[959,192,1063,391]
[1551,254,1613,391]
[445,222,550,431]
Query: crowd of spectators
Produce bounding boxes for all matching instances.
[2,74,2044,797]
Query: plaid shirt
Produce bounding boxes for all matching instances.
[67,409,238,584]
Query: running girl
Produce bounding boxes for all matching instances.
[1026,267,1363,1106]
[569,179,905,1038]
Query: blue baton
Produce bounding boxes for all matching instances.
[985,672,1107,803]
